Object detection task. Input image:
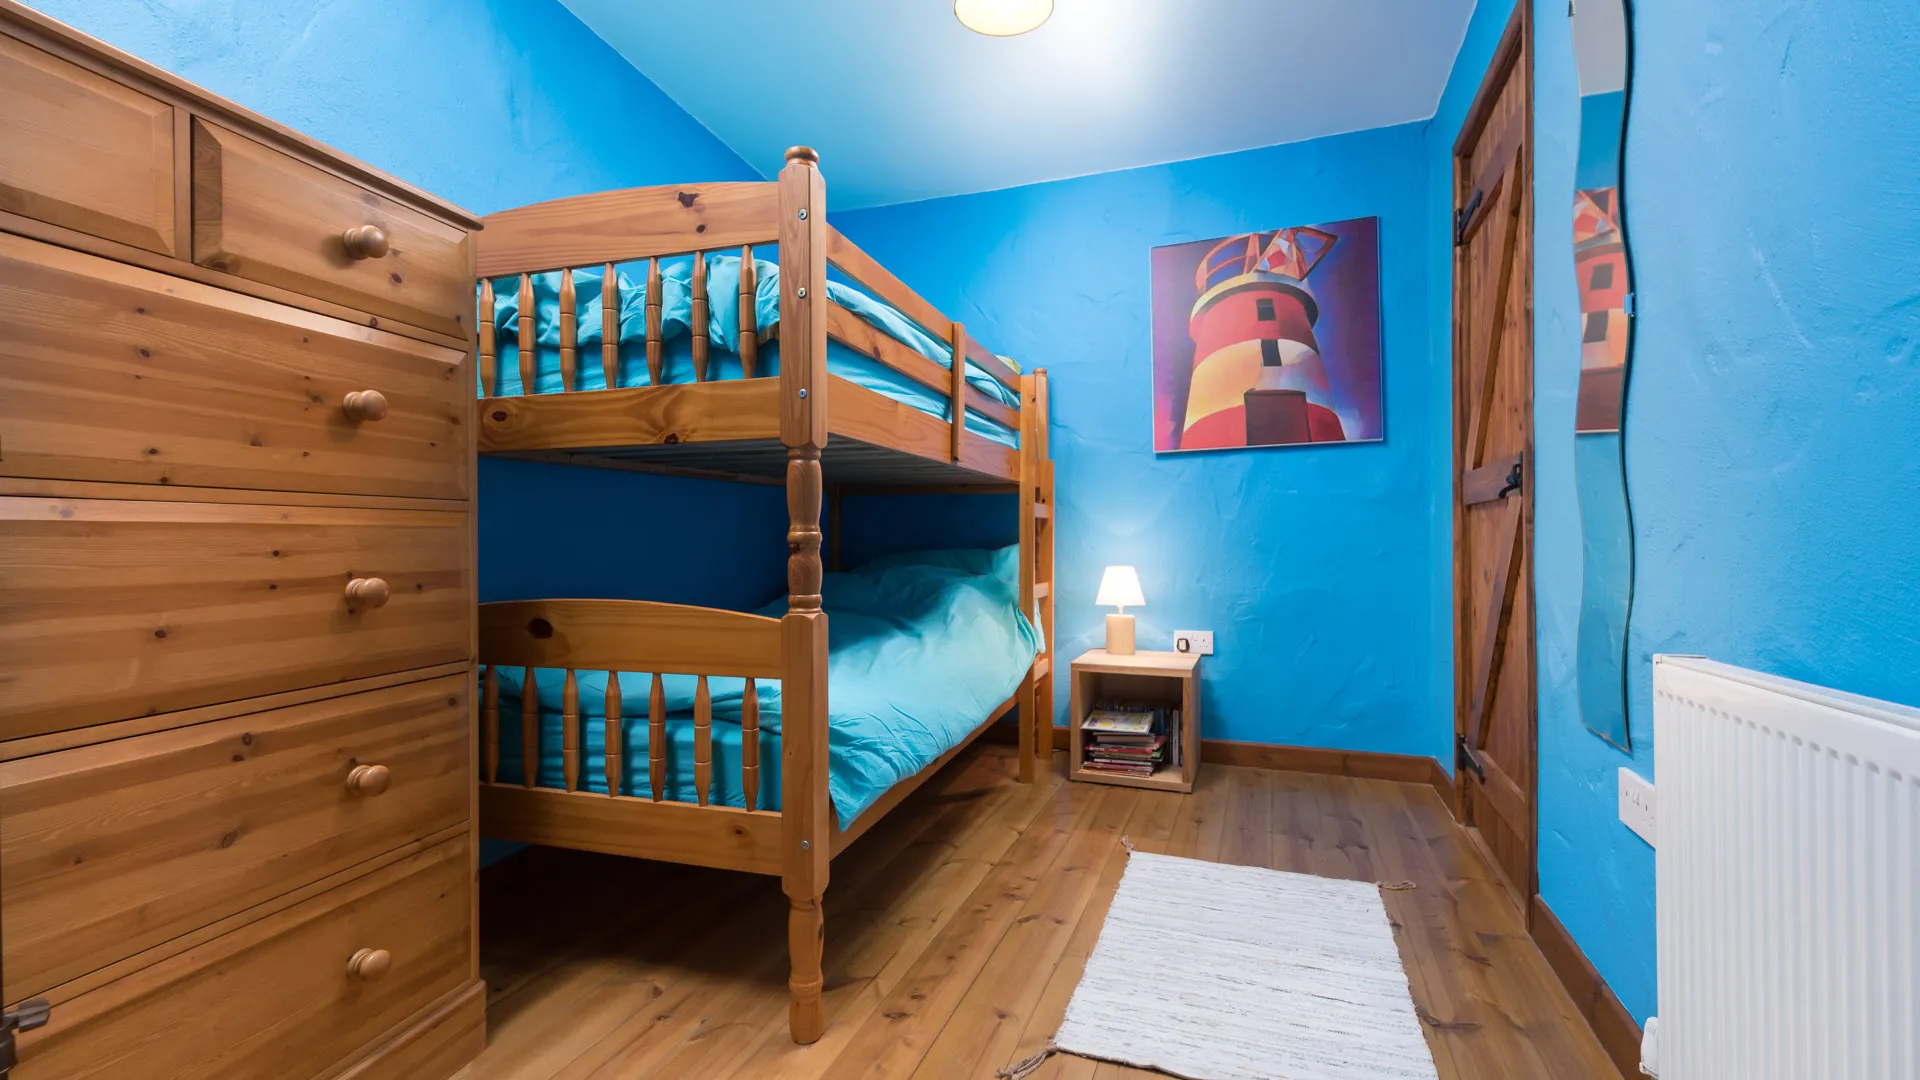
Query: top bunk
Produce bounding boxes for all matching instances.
[472,147,1039,488]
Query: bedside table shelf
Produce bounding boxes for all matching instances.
[1068,648,1201,793]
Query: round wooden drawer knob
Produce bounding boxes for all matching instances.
[341,389,389,422]
[341,224,390,260]
[344,576,390,609]
[347,947,392,983]
[345,763,392,797]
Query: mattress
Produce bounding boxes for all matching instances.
[492,545,1042,825]
[482,258,1022,447]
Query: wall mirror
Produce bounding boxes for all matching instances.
[1571,0,1634,748]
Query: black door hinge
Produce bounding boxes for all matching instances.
[1456,734,1486,781]
[1454,190,1485,247]
[0,998,51,1076]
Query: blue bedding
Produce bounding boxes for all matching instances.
[493,546,1041,825]
[482,258,1021,447]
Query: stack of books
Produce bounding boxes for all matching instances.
[1081,703,1181,778]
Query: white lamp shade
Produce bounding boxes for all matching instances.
[954,0,1053,36]
[1095,565,1145,609]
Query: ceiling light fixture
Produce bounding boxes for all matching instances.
[955,0,1053,37]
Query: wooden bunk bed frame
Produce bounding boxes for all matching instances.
[471,148,1056,1044]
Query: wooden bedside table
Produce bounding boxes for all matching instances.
[1068,649,1201,793]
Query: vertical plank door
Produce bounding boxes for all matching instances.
[1451,1,1537,912]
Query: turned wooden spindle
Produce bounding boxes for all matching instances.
[341,389,388,422]
[601,262,619,389]
[517,272,535,395]
[346,947,392,983]
[482,664,500,784]
[645,257,663,386]
[521,666,540,788]
[742,678,760,810]
[691,250,709,382]
[739,246,758,378]
[648,672,666,801]
[479,279,497,397]
[558,267,577,393]
[341,224,389,260]
[345,763,391,797]
[693,675,712,806]
[786,450,825,612]
[561,668,580,792]
[344,576,389,610]
[604,670,623,797]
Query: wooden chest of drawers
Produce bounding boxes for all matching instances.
[0,3,484,1077]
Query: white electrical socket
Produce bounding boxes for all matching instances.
[1618,767,1656,847]
[1172,630,1213,656]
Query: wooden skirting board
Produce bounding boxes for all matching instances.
[1529,895,1643,1080]
[988,723,1455,807]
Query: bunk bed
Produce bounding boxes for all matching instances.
[472,147,1057,1045]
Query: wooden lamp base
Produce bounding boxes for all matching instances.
[1104,613,1136,656]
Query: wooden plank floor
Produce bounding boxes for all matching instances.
[458,743,1618,1080]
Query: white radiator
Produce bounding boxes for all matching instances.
[1653,656,1920,1080]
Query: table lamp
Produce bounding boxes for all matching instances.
[1096,565,1144,656]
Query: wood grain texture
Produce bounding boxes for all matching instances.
[0,232,469,500]
[478,598,781,680]
[477,378,783,453]
[1,673,470,1002]
[475,183,779,276]
[462,746,1620,1080]
[0,496,471,741]
[824,300,950,395]
[824,225,951,343]
[11,834,473,1080]
[191,119,472,338]
[329,980,487,1080]
[0,31,173,254]
[477,784,782,875]
[1529,895,1641,1080]
[1452,0,1537,908]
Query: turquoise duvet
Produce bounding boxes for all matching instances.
[494,546,1041,825]
[482,258,1021,447]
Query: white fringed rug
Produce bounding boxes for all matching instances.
[1048,850,1438,1080]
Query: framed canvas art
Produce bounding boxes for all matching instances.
[1150,217,1383,452]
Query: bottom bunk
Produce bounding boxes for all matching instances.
[485,546,1041,826]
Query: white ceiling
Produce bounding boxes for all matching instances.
[561,0,1480,209]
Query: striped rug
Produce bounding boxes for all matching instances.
[1050,850,1438,1080]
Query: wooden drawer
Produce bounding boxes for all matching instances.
[0,232,469,500]
[0,496,471,742]
[0,33,175,255]
[11,835,472,1080]
[2,673,470,1002]
[192,119,472,338]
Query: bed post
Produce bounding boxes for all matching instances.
[778,145,832,1046]
[1023,370,1055,772]
[1016,372,1040,784]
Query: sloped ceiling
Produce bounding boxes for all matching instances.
[561,0,1478,209]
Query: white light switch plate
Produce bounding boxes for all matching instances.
[1172,630,1213,656]
[1619,767,1656,846]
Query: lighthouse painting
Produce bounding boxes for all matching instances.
[1149,216,1383,453]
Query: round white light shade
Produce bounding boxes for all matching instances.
[1095,565,1145,609]
[954,0,1054,37]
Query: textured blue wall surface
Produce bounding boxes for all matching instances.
[833,125,1445,757]
[1536,0,1920,1026]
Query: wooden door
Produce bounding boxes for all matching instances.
[1452,3,1536,908]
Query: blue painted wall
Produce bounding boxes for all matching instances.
[1534,0,1920,1027]
[833,124,1446,758]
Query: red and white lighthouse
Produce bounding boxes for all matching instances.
[1180,227,1345,449]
